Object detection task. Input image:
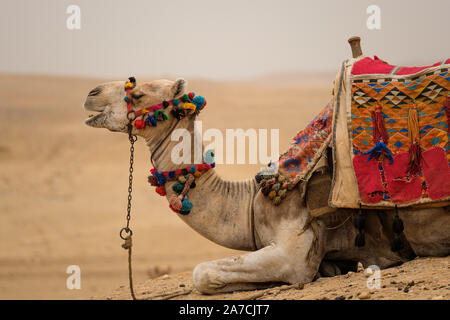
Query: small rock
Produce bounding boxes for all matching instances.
[335,295,346,300]
[179,283,185,287]
[407,281,415,287]
[358,292,371,300]
[390,280,397,285]
[403,287,409,293]
[423,287,429,290]
[347,295,353,299]
[162,274,169,279]
[432,296,444,300]
[357,262,364,272]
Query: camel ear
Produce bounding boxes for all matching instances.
[171,78,187,98]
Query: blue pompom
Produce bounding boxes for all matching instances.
[145,115,157,127]
[172,99,180,106]
[189,166,196,173]
[168,171,176,179]
[181,198,193,211]
[154,172,166,185]
[124,96,130,102]
[192,95,205,110]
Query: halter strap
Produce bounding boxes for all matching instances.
[123,77,206,123]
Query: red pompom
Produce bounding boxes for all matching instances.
[134,119,146,129]
[155,186,166,196]
[198,164,206,171]
[188,92,194,100]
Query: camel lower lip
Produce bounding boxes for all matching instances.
[84,112,105,126]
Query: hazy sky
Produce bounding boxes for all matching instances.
[0,0,448,80]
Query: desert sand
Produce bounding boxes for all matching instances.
[0,74,448,300]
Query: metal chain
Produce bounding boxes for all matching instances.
[120,120,138,300]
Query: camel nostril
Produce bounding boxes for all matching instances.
[88,87,102,96]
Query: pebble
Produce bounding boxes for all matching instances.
[179,283,185,287]
[357,262,364,272]
[335,295,346,300]
[358,292,371,300]
[403,287,409,293]
[432,296,444,300]
[162,274,169,279]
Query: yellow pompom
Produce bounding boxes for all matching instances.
[125,82,134,89]
[141,108,149,114]
[182,103,196,114]
[194,171,202,178]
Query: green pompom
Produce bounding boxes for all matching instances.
[182,94,190,102]
[172,182,184,194]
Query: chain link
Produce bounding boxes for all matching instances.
[120,121,137,240]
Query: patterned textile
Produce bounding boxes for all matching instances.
[277,101,333,185]
[350,57,450,205]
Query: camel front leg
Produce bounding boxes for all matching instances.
[193,226,322,294]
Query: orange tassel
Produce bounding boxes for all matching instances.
[371,104,389,143]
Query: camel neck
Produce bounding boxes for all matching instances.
[143,118,258,251]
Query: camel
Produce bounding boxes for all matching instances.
[83,45,449,295]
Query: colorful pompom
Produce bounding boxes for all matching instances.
[181,197,193,211]
[181,94,190,102]
[168,171,176,179]
[172,99,180,106]
[188,92,195,100]
[154,110,168,121]
[169,195,182,211]
[189,166,196,173]
[172,182,184,194]
[192,95,205,110]
[145,115,157,127]
[124,96,130,102]
[155,186,166,196]
[154,172,166,185]
[134,119,146,129]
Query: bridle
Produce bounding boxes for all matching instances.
[118,76,207,299]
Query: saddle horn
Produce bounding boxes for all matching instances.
[348,36,363,58]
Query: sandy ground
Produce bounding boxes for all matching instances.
[103,256,449,300]
[0,74,448,300]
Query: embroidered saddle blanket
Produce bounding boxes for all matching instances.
[330,56,450,209]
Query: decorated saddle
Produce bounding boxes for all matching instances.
[257,56,450,211]
[331,56,450,209]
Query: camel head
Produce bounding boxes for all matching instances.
[83,78,187,135]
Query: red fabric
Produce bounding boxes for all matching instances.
[396,61,442,75]
[353,154,384,203]
[351,56,448,75]
[383,152,422,203]
[352,56,395,75]
[421,147,450,200]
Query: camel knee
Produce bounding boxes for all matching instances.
[193,262,223,294]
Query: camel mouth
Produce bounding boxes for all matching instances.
[83,103,108,127]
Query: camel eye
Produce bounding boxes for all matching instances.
[131,93,145,100]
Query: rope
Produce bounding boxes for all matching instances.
[122,236,137,300]
[324,215,351,230]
